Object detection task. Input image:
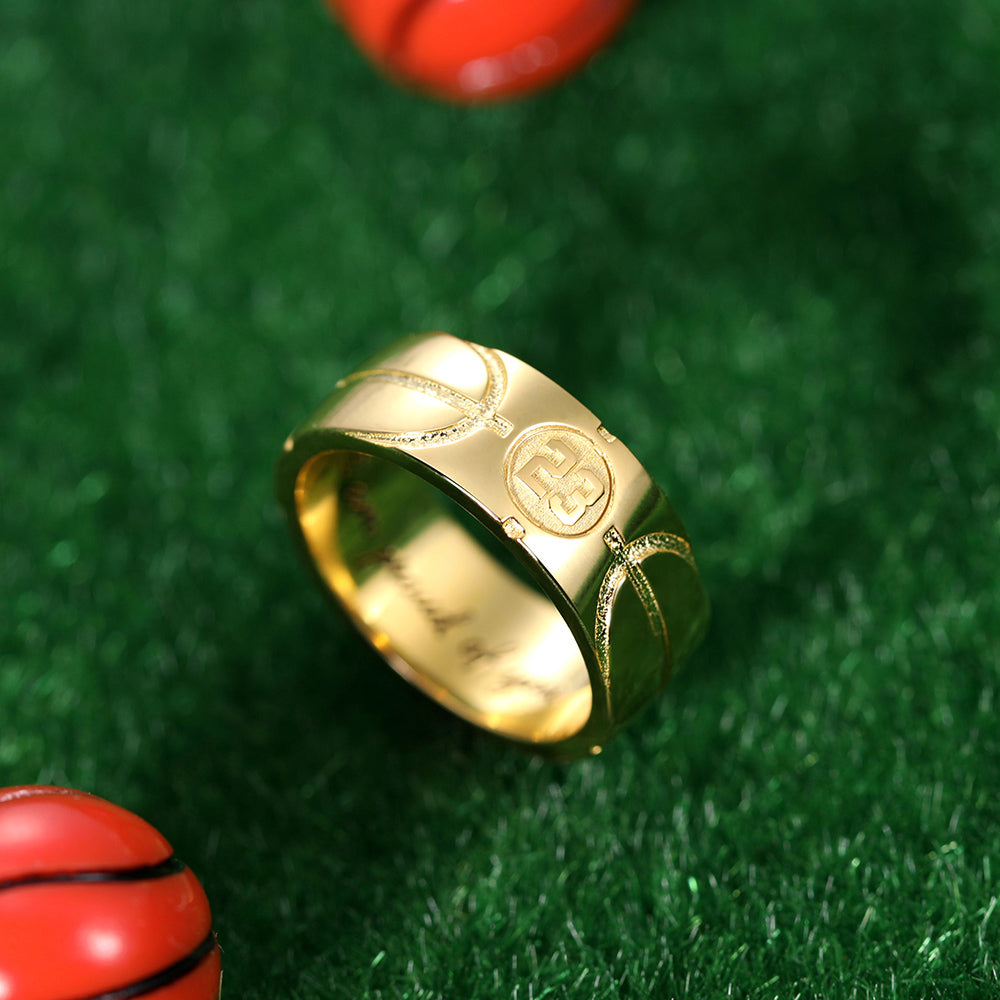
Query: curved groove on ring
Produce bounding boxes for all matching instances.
[81,932,218,1000]
[336,342,513,447]
[594,529,697,697]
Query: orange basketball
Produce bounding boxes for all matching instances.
[0,786,221,1000]
[327,0,640,102]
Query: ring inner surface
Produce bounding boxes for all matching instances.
[295,451,592,743]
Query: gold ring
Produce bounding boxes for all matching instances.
[276,333,709,758]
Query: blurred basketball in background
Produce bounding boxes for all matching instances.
[0,786,222,1000]
[327,0,641,102]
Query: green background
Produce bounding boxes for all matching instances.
[2,0,999,996]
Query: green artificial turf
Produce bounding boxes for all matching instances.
[2,0,999,996]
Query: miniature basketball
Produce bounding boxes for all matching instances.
[327,0,640,102]
[0,785,221,1000]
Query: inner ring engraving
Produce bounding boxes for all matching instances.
[503,424,613,537]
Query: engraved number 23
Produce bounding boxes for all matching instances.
[516,440,605,526]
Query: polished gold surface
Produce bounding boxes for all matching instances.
[276,333,709,758]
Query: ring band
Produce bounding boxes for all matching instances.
[276,333,709,758]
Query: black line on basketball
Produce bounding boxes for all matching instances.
[386,0,438,60]
[81,932,218,1000]
[0,855,186,893]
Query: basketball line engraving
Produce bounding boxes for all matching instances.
[337,342,513,447]
[594,526,698,693]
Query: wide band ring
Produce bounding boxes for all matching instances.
[276,333,709,759]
